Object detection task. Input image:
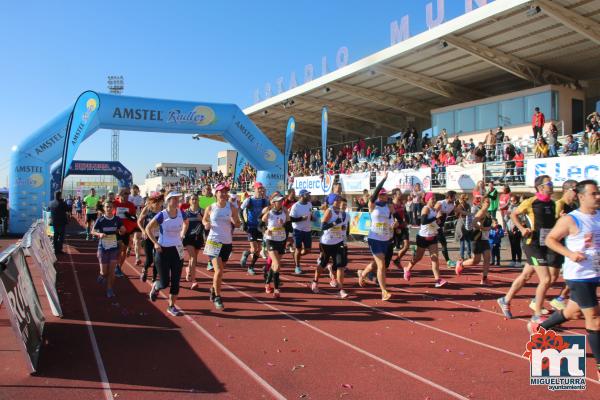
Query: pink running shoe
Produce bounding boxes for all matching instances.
[435,278,448,288]
[310,280,320,294]
[403,267,411,281]
[455,260,464,276]
[329,278,339,288]
[265,284,273,294]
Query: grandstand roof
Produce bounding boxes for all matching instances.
[240,0,600,150]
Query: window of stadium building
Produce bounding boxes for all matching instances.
[217,157,226,166]
[432,90,558,136]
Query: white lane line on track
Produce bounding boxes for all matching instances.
[65,245,113,400]
[195,272,469,400]
[123,261,286,400]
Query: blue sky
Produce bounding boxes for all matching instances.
[0,0,486,186]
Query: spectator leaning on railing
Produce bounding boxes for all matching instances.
[563,134,579,156]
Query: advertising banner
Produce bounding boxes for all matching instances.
[526,155,600,187]
[0,245,45,373]
[233,152,248,183]
[284,117,295,182]
[349,211,371,235]
[310,210,323,231]
[446,163,484,190]
[292,175,334,196]
[376,168,432,192]
[321,108,328,176]
[339,172,371,193]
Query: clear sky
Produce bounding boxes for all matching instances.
[0,0,483,187]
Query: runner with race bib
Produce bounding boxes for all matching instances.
[262,193,289,298]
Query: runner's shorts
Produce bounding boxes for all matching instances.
[247,228,263,242]
[97,248,119,264]
[566,279,600,309]
[293,229,312,249]
[183,235,204,250]
[208,243,233,262]
[416,234,438,249]
[473,240,490,255]
[523,244,560,267]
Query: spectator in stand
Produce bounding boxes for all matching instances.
[503,139,516,183]
[587,111,599,131]
[532,106,545,140]
[534,137,549,158]
[439,128,449,146]
[513,148,525,182]
[486,181,499,219]
[494,126,505,160]
[583,123,594,154]
[484,129,496,161]
[474,142,486,163]
[590,128,600,155]
[488,218,504,266]
[546,122,559,157]
[451,135,462,154]
[562,134,579,156]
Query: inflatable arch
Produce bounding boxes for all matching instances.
[10,91,284,234]
[50,160,133,195]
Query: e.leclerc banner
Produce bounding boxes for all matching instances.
[0,245,45,373]
[284,117,296,183]
[60,91,100,187]
[526,154,599,187]
[321,107,328,176]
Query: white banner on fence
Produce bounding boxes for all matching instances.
[339,172,370,193]
[446,163,484,190]
[526,155,600,187]
[376,168,432,192]
[291,174,334,196]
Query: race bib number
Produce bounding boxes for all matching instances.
[331,225,345,240]
[203,239,223,258]
[86,206,96,213]
[101,234,117,250]
[539,228,551,246]
[372,222,390,236]
[270,227,286,241]
[176,244,185,260]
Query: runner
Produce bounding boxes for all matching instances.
[310,194,349,299]
[529,179,600,379]
[137,193,163,282]
[146,191,189,316]
[74,196,83,222]
[436,190,457,268]
[391,189,410,268]
[113,188,138,279]
[130,185,145,266]
[548,179,578,310]
[240,182,269,275]
[91,200,126,298]
[455,197,493,285]
[289,189,313,275]
[83,188,100,240]
[403,191,448,288]
[496,175,558,322]
[282,188,297,253]
[182,194,204,290]
[262,193,290,297]
[203,183,241,310]
[65,196,74,219]
[357,172,395,300]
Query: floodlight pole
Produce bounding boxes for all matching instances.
[107,75,124,190]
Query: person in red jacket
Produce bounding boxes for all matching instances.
[532,107,545,140]
[513,149,525,183]
[113,188,138,278]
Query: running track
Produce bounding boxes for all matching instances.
[1,225,599,399]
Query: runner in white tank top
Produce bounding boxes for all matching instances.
[404,191,447,288]
[531,180,600,378]
[203,183,241,310]
[262,193,289,297]
[357,173,396,301]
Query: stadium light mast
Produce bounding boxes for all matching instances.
[107,75,124,190]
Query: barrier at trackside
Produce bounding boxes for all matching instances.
[0,244,46,373]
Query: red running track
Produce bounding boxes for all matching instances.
[1,227,599,399]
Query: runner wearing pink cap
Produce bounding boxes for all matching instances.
[262,192,289,297]
[403,191,448,288]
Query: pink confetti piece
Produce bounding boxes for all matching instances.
[429,340,436,344]
[341,384,353,389]
[445,348,451,352]
[267,362,275,367]
[291,364,305,372]
[459,352,466,356]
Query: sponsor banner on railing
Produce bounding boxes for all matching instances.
[446,163,484,190]
[526,155,600,187]
[0,245,45,373]
[339,172,370,193]
[349,211,371,235]
[292,175,334,196]
[376,168,432,192]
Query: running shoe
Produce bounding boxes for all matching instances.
[167,306,183,316]
[339,289,349,299]
[434,278,448,288]
[531,314,547,324]
[382,290,392,301]
[455,260,464,276]
[106,288,115,298]
[273,289,280,298]
[190,282,198,290]
[357,270,365,287]
[207,261,214,271]
[550,297,567,311]
[294,266,303,275]
[149,282,159,302]
[527,321,541,335]
[265,284,273,294]
[496,297,513,319]
[209,287,216,302]
[214,296,224,310]
[403,267,411,281]
[86,234,90,241]
[260,248,267,259]
[329,278,339,288]
[240,250,250,268]
[310,280,320,294]
[316,256,322,266]
[529,299,550,315]
[447,260,457,268]
[97,275,106,285]
[480,276,492,286]
[247,267,256,276]
[115,265,124,278]
[140,269,147,282]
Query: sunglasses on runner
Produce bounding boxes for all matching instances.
[539,181,553,188]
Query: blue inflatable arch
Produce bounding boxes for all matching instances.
[10,91,284,234]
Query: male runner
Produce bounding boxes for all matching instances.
[83,188,100,240]
[240,182,269,275]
